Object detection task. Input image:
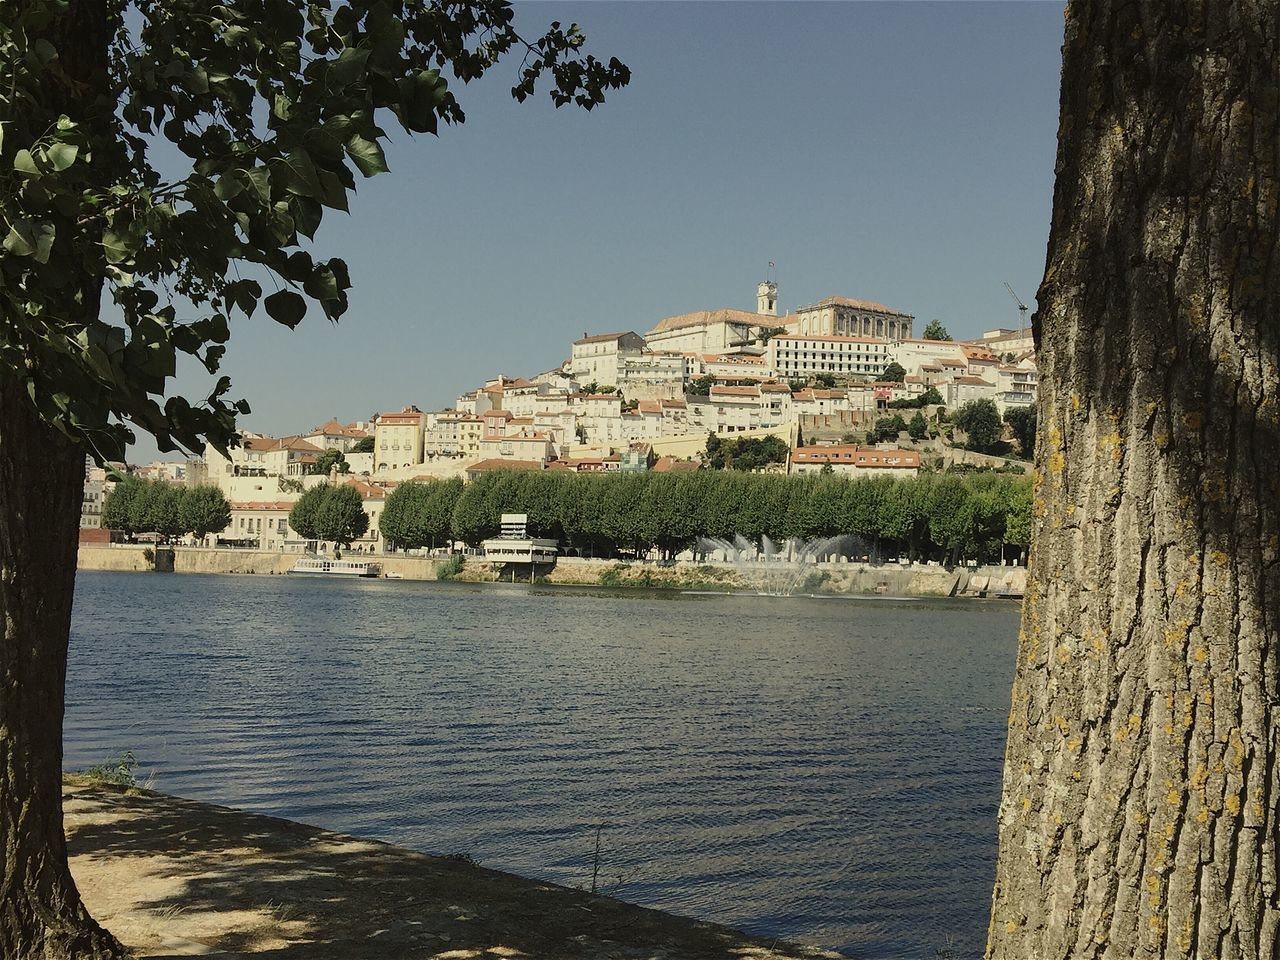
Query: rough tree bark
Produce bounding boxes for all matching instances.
[0,2,124,957]
[988,3,1279,959]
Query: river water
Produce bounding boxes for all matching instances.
[65,571,1019,959]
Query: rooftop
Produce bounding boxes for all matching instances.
[796,296,912,317]
[648,308,767,335]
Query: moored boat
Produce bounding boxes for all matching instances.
[287,558,381,578]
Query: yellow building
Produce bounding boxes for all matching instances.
[373,407,426,472]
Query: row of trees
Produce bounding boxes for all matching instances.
[101,481,232,541]
[380,469,1032,564]
[379,478,463,550]
[287,485,369,547]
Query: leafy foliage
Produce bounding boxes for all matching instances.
[309,448,349,475]
[876,361,907,382]
[0,0,628,461]
[379,477,461,550]
[908,411,927,440]
[179,484,233,538]
[922,319,951,341]
[443,467,1031,564]
[102,479,230,540]
[1003,405,1037,458]
[867,414,908,444]
[954,398,1004,453]
[351,436,375,454]
[704,433,789,471]
[887,385,943,409]
[287,482,368,545]
[287,482,328,539]
[315,484,368,545]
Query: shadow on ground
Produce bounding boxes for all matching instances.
[65,779,841,960]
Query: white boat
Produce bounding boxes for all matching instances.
[287,558,381,578]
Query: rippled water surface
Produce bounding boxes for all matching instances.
[66,571,1019,959]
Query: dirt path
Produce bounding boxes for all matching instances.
[65,778,843,959]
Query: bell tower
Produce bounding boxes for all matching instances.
[756,280,778,317]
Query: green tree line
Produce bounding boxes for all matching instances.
[101,480,231,541]
[380,470,1033,564]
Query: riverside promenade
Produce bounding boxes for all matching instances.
[65,779,844,959]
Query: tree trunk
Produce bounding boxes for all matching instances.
[988,3,1279,959]
[0,380,121,959]
[1,2,125,956]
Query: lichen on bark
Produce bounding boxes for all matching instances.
[987,3,1280,959]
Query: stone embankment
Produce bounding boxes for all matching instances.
[66,778,842,959]
[77,545,1026,598]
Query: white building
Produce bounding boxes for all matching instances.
[945,376,998,408]
[789,296,914,340]
[769,335,891,380]
[887,338,969,377]
[569,331,646,388]
[789,446,921,477]
[690,384,791,435]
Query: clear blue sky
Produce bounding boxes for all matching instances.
[138,1,1066,461]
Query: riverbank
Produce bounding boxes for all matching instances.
[76,544,1026,597]
[65,777,842,959]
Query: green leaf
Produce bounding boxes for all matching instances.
[329,46,371,90]
[304,264,338,301]
[102,230,131,264]
[46,142,78,171]
[4,219,54,263]
[281,151,323,199]
[13,149,40,176]
[264,289,307,328]
[344,133,388,177]
[214,173,244,200]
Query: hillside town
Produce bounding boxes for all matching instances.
[81,280,1038,555]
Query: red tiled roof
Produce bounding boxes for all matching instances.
[230,500,295,511]
[792,446,921,468]
[649,308,765,334]
[465,459,548,474]
[652,457,700,473]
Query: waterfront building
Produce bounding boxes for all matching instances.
[789,445,921,477]
[225,500,300,551]
[481,513,558,566]
[80,458,112,529]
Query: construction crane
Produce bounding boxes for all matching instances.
[1003,282,1029,339]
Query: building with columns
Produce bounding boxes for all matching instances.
[790,296,914,340]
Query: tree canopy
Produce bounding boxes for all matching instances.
[876,361,907,382]
[953,398,1003,453]
[921,319,951,341]
[0,0,629,463]
[101,479,230,540]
